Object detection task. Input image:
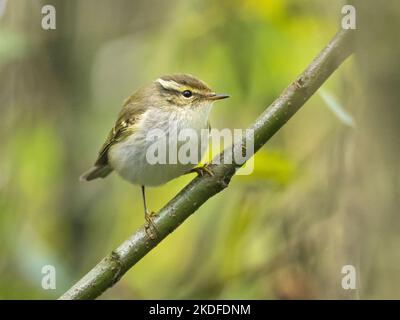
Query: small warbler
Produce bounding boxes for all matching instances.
[80,74,229,232]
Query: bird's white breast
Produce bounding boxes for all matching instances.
[108,104,212,186]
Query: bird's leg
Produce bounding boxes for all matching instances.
[188,163,215,177]
[141,185,158,240]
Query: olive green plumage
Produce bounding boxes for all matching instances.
[80,74,227,182]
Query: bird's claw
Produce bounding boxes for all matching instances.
[144,211,158,240]
[190,164,214,177]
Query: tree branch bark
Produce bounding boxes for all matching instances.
[59,29,354,300]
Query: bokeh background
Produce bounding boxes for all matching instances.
[1,0,399,299]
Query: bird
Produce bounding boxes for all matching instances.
[80,74,229,237]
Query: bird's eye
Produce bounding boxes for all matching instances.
[182,90,192,98]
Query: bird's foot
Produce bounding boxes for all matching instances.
[144,211,158,240]
[189,163,215,177]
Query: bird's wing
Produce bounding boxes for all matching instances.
[94,98,147,167]
[80,87,150,182]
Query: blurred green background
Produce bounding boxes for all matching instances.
[1,0,400,299]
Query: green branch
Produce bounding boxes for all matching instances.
[59,29,354,300]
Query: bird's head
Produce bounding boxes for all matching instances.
[152,74,229,109]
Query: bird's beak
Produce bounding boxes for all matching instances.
[207,93,230,101]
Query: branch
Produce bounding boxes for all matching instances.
[59,29,354,300]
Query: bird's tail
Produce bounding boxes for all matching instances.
[79,165,113,181]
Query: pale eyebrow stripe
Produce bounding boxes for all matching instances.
[156,78,182,91]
